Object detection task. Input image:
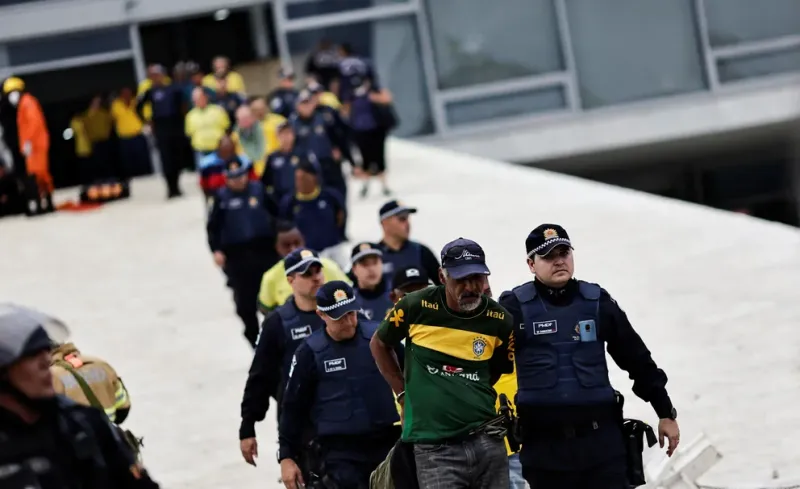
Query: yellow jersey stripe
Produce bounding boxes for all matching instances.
[409,324,500,361]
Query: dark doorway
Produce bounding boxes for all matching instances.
[20,60,137,188]
[139,10,257,75]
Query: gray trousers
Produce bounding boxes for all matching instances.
[414,430,509,489]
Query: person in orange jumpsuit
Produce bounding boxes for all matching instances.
[2,77,53,214]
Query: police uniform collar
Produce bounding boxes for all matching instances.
[379,238,409,253]
[533,279,578,302]
[355,277,388,300]
[295,186,321,201]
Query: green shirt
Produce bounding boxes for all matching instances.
[376,286,514,443]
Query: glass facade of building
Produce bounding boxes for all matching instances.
[0,0,797,139]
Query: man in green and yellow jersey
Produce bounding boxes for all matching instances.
[371,238,514,489]
[258,221,351,313]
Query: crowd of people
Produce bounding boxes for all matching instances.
[0,40,683,489]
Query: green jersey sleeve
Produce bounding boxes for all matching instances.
[376,295,413,345]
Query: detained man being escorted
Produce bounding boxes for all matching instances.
[370,238,514,489]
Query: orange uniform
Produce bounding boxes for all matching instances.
[17,92,52,193]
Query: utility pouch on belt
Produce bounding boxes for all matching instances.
[616,391,658,488]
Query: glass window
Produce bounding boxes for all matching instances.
[424,0,563,90]
[445,86,567,127]
[286,0,408,20]
[286,16,434,137]
[704,0,800,48]
[6,27,131,66]
[717,48,800,83]
[566,0,707,109]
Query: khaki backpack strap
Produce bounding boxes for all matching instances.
[54,359,104,411]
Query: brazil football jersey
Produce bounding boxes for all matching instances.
[376,285,514,443]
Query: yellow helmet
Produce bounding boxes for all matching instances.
[2,77,25,94]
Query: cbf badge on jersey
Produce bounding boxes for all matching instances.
[533,320,557,335]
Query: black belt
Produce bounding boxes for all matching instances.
[528,419,605,439]
[434,416,506,445]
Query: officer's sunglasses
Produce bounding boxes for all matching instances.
[443,244,483,261]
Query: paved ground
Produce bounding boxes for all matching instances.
[2,139,799,488]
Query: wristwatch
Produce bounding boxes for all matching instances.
[667,407,678,420]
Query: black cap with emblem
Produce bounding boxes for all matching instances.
[525,224,573,258]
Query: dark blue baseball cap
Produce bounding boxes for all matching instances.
[284,248,323,276]
[440,238,490,280]
[316,281,360,320]
[379,199,417,221]
[224,157,249,178]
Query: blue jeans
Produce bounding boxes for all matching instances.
[414,431,508,489]
[508,453,527,488]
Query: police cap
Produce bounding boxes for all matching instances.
[391,266,430,291]
[350,242,382,265]
[284,248,323,276]
[316,281,360,320]
[378,200,417,222]
[224,157,250,178]
[525,224,573,258]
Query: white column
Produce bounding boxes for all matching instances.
[249,5,271,60]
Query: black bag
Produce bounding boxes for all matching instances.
[372,101,399,131]
[622,419,658,487]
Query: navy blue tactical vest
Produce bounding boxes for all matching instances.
[354,285,393,326]
[306,322,399,436]
[380,241,422,279]
[277,298,325,384]
[218,182,274,248]
[291,112,333,161]
[513,280,615,407]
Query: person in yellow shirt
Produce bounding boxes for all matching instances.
[185,87,230,169]
[202,56,246,94]
[248,96,285,157]
[111,87,152,178]
[485,282,526,489]
[258,221,351,313]
[69,114,93,185]
[83,95,115,179]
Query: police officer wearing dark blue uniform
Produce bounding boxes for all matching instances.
[498,224,681,489]
[279,281,402,489]
[268,68,299,119]
[207,158,280,347]
[337,43,378,105]
[377,200,441,287]
[262,121,321,204]
[308,82,353,166]
[239,248,326,466]
[290,90,348,202]
[305,39,342,90]
[350,242,393,326]
[136,64,186,198]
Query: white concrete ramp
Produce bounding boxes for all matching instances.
[1,139,799,488]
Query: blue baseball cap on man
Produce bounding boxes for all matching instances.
[284,248,323,276]
[440,238,490,280]
[316,281,360,320]
[224,157,250,178]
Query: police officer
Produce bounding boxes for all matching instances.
[207,157,280,347]
[268,68,299,119]
[305,39,342,90]
[290,89,348,202]
[136,64,186,198]
[0,308,160,488]
[498,224,681,488]
[377,200,441,286]
[279,281,402,489]
[261,121,317,204]
[308,82,353,166]
[51,341,131,424]
[337,43,378,106]
[239,248,325,466]
[350,242,393,325]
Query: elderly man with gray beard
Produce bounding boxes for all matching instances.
[370,238,515,489]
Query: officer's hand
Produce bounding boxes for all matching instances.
[213,251,226,268]
[240,437,258,466]
[658,418,680,457]
[332,147,342,161]
[280,458,305,489]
